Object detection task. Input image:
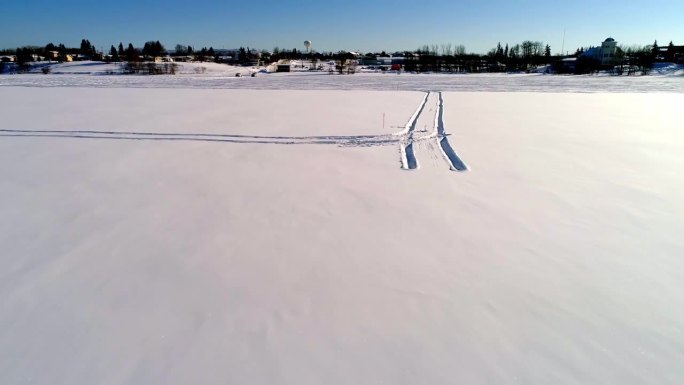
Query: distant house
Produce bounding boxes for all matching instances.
[361,55,405,69]
[216,55,233,63]
[391,56,405,65]
[47,51,59,60]
[359,57,379,66]
[153,56,173,63]
[1,55,16,62]
[172,56,193,62]
[560,57,577,72]
[583,37,619,66]
[277,61,291,72]
[656,44,684,63]
[376,57,392,65]
[214,48,261,63]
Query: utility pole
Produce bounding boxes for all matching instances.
[561,28,566,57]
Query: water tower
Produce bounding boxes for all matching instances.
[304,40,313,70]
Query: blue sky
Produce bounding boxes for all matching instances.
[2,0,683,53]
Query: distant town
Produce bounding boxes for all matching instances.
[1,37,683,75]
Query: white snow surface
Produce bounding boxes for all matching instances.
[1,85,684,385]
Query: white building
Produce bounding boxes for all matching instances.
[583,37,619,66]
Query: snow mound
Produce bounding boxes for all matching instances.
[652,62,684,76]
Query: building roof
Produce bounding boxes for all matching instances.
[605,37,615,42]
[582,47,600,57]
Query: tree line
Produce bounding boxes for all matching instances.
[2,37,682,75]
[106,41,167,62]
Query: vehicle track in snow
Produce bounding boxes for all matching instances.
[2,92,467,172]
[435,92,468,171]
[394,91,429,170]
[0,129,399,147]
[412,92,444,171]
[396,91,468,172]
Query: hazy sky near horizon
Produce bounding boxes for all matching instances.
[2,0,683,53]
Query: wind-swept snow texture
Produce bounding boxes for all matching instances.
[1,87,684,385]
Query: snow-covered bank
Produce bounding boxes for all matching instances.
[1,87,683,384]
[652,62,684,75]
[1,61,683,92]
[10,60,259,76]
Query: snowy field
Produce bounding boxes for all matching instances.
[1,78,684,384]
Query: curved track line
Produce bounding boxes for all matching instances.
[404,142,419,170]
[393,92,429,137]
[436,92,468,171]
[398,91,430,169]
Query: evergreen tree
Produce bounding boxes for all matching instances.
[155,41,165,56]
[175,44,187,55]
[118,43,124,56]
[79,39,95,55]
[667,41,675,61]
[16,47,32,64]
[544,44,551,58]
[44,43,56,55]
[57,44,66,61]
[198,47,208,61]
[142,41,159,57]
[509,44,520,58]
[109,45,119,61]
[125,43,139,62]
